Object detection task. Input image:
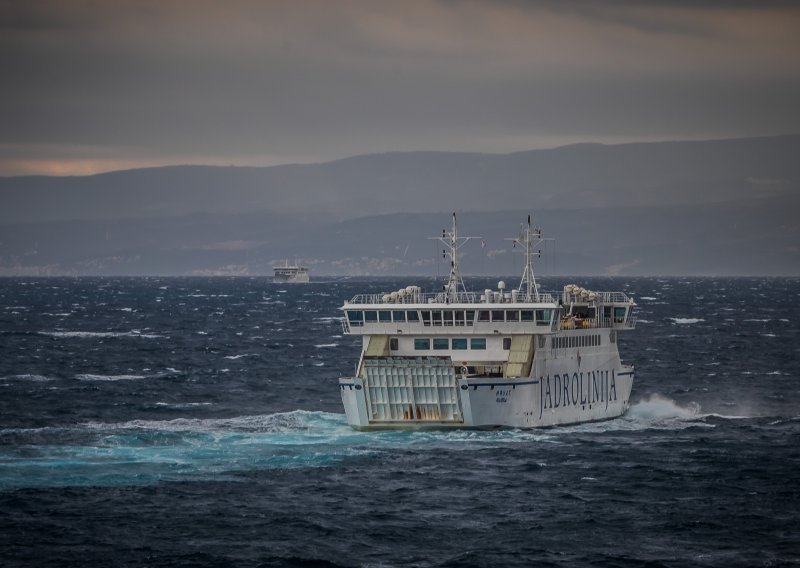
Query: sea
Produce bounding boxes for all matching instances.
[1,276,798,567]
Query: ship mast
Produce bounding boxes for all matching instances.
[430,212,480,303]
[506,214,547,302]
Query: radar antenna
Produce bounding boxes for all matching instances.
[505,214,552,302]
[429,212,480,303]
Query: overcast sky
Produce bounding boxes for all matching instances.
[1,0,799,176]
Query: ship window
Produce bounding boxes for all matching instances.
[452,338,468,350]
[478,310,490,322]
[443,310,454,326]
[535,309,552,326]
[521,310,534,322]
[347,311,364,327]
[471,338,487,350]
[392,310,406,322]
[506,310,519,322]
[414,338,430,350]
[432,311,443,326]
[455,311,465,326]
[407,310,420,322]
[502,337,511,350]
[491,310,505,322]
[604,306,612,321]
[433,338,449,350]
[465,310,475,326]
[379,310,392,322]
[390,338,399,351]
[421,311,431,326]
[364,310,377,322]
[614,307,626,323]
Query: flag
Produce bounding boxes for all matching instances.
[481,240,486,248]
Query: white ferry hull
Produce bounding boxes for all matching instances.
[339,360,633,430]
[273,273,310,284]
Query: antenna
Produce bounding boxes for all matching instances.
[428,212,480,302]
[504,214,552,302]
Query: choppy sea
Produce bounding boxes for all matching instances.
[1,276,798,567]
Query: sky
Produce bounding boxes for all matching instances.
[1,0,799,176]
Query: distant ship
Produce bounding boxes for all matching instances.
[273,261,310,284]
[338,213,636,430]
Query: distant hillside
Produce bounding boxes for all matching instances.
[1,194,797,276]
[1,134,798,224]
[1,134,798,276]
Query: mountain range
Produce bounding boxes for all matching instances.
[1,134,798,276]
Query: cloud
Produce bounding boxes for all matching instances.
[1,0,799,175]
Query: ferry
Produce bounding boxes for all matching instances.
[338,213,636,430]
[273,261,310,284]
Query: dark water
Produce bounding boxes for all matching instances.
[1,276,798,567]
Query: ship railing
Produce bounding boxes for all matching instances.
[592,291,633,304]
[559,316,637,331]
[347,291,558,305]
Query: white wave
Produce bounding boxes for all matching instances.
[627,394,701,421]
[40,330,163,339]
[315,343,339,348]
[223,354,257,360]
[314,317,342,323]
[119,307,134,312]
[1,374,53,382]
[669,317,705,325]
[75,374,147,381]
[639,296,658,300]
[154,402,213,408]
[84,410,347,435]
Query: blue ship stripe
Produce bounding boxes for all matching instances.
[468,380,540,387]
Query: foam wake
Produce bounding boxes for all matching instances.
[626,394,702,422]
[0,410,556,488]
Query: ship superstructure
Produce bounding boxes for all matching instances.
[339,214,636,430]
[273,261,310,284]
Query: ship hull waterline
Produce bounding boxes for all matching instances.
[340,363,634,431]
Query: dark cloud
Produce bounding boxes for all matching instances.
[1,0,799,175]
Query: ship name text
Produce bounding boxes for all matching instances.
[539,369,617,418]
